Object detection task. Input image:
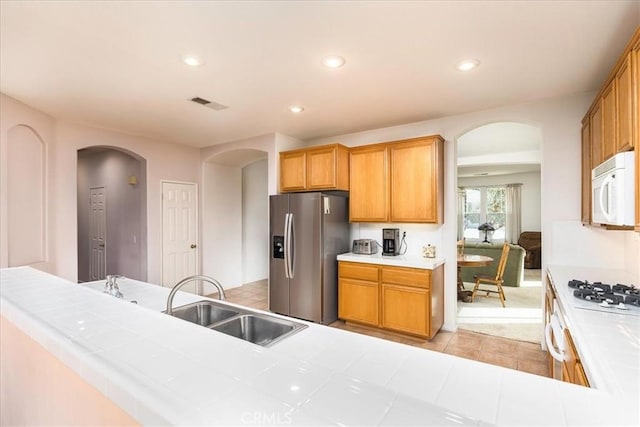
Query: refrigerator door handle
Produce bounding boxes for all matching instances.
[284,213,291,279]
[288,213,295,278]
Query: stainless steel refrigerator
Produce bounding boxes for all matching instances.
[269,192,349,325]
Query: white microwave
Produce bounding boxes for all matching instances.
[591,151,635,226]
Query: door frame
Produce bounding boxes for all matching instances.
[161,180,199,287]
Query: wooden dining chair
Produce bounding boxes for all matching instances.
[471,243,510,307]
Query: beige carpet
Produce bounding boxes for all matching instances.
[457,269,543,343]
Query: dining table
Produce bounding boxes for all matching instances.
[457,254,494,302]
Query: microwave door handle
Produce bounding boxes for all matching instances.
[599,175,615,222]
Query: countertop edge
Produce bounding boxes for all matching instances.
[337,252,445,269]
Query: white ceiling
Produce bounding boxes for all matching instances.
[1,1,638,148]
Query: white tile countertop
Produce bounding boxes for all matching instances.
[337,252,445,269]
[546,265,640,406]
[1,266,638,426]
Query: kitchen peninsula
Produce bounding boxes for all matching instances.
[1,266,638,426]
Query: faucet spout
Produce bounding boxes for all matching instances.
[166,275,226,315]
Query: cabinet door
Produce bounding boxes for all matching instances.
[280,151,306,192]
[601,80,616,161]
[349,144,388,222]
[307,145,349,191]
[307,147,337,190]
[562,327,589,387]
[338,278,379,326]
[581,120,591,224]
[381,283,430,337]
[590,102,603,168]
[616,53,633,152]
[389,137,443,223]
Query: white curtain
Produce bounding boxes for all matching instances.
[505,184,522,244]
[457,189,465,240]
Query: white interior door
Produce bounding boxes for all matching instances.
[162,181,198,290]
[89,187,106,281]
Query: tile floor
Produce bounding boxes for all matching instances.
[208,279,549,378]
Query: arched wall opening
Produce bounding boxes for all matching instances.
[454,121,543,341]
[76,146,147,282]
[201,148,269,289]
[7,125,47,267]
[457,121,542,242]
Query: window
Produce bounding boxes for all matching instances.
[461,186,506,242]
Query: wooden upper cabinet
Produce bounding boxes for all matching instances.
[279,151,306,192]
[601,80,617,161]
[590,102,603,168]
[279,144,349,193]
[582,27,639,230]
[390,136,444,223]
[307,145,349,190]
[349,135,445,223]
[581,120,591,225]
[616,53,634,152]
[349,144,388,222]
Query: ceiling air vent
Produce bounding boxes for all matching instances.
[190,97,228,111]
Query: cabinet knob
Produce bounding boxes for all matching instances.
[190,244,197,249]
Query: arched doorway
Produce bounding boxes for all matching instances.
[455,121,543,342]
[76,146,147,282]
[201,149,269,290]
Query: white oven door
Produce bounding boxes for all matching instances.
[544,311,567,380]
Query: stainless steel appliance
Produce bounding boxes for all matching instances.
[592,151,635,226]
[269,192,349,325]
[352,239,378,255]
[382,228,400,256]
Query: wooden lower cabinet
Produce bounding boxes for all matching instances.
[338,261,444,339]
[381,284,430,336]
[562,327,590,387]
[338,278,379,326]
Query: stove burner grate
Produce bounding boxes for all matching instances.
[625,294,640,307]
[612,284,640,296]
[573,289,624,304]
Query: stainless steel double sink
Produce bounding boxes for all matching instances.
[163,300,307,347]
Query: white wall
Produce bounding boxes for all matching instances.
[458,171,541,233]
[306,93,640,330]
[53,123,200,284]
[201,133,278,196]
[200,134,275,289]
[242,159,268,283]
[202,163,243,289]
[1,94,56,273]
[1,94,201,283]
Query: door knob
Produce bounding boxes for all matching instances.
[190,244,197,249]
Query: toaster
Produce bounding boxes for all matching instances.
[352,239,378,255]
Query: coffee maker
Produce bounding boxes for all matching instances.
[382,228,400,256]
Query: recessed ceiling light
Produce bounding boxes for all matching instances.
[456,59,480,71]
[289,105,304,113]
[322,55,346,69]
[182,54,204,67]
